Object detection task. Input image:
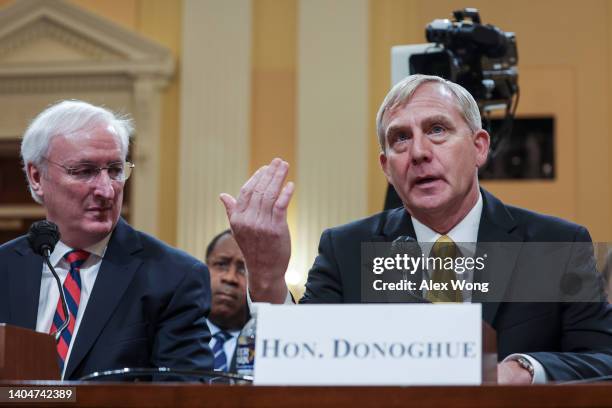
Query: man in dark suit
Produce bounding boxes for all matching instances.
[205,230,249,372]
[220,74,612,383]
[0,100,212,380]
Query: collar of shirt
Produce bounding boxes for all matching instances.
[48,234,111,268]
[411,192,483,256]
[206,319,241,338]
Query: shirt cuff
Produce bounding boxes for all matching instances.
[246,285,294,312]
[503,353,548,384]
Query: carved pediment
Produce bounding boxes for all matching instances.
[0,0,173,77]
[0,0,174,236]
[0,17,123,63]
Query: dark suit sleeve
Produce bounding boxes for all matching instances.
[151,261,213,372]
[529,302,612,380]
[300,229,345,303]
[527,226,612,381]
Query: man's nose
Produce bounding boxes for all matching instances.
[410,133,433,165]
[221,264,240,285]
[92,170,116,199]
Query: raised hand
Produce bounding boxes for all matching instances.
[220,158,294,303]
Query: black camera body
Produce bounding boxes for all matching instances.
[410,8,518,110]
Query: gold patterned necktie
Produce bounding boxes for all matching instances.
[426,235,463,303]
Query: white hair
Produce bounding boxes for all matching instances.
[376,74,482,151]
[21,100,133,203]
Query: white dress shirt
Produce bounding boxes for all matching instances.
[207,319,241,370]
[35,236,110,379]
[412,192,482,302]
[258,191,546,383]
[410,192,546,383]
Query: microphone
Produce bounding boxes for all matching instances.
[27,221,69,341]
[391,236,431,303]
[28,220,60,257]
[391,235,422,281]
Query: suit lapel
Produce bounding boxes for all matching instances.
[9,239,43,329]
[475,190,523,325]
[376,193,524,321]
[380,207,416,241]
[377,208,428,303]
[64,219,142,379]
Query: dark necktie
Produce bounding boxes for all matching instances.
[212,331,232,371]
[49,249,90,373]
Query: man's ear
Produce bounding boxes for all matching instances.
[379,151,392,184]
[26,162,44,199]
[473,129,491,168]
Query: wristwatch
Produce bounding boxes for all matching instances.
[516,356,535,379]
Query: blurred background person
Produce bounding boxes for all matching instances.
[205,230,249,372]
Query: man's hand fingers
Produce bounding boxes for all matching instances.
[253,159,280,198]
[263,160,289,214]
[273,181,294,221]
[250,159,281,220]
[236,166,266,213]
[219,193,237,219]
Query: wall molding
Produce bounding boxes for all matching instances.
[177,0,252,259]
[0,0,174,236]
[290,0,369,290]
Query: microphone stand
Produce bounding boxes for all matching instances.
[43,248,70,342]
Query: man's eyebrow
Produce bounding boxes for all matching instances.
[58,161,91,168]
[65,160,123,166]
[422,114,455,128]
[211,255,231,261]
[385,124,409,138]
[385,114,456,134]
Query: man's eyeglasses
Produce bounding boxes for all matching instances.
[43,158,135,183]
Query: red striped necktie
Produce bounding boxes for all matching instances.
[49,249,90,373]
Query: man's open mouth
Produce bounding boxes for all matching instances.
[415,176,441,186]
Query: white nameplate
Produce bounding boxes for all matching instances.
[254,303,482,385]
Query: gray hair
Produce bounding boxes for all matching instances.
[375,74,482,152]
[21,100,134,203]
